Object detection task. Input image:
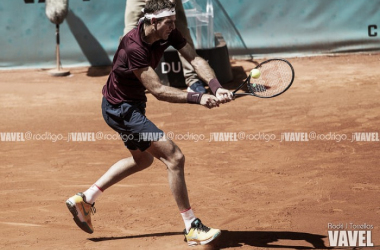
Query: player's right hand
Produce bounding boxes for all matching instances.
[216,88,233,103]
[200,94,220,109]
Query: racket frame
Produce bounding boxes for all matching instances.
[232,58,295,98]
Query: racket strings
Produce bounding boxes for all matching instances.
[249,60,293,97]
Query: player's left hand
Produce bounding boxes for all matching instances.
[215,88,233,103]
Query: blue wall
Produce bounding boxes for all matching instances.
[0,0,379,69]
[213,0,380,57]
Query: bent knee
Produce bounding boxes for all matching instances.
[167,150,185,171]
[175,151,185,165]
[135,154,154,169]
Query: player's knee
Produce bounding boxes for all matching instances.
[135,154,154,169]
[175,151,185,167]
[168,150,185,171]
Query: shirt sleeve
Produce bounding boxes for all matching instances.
[169,28,187,50]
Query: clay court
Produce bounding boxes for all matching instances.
[0,53,379,249]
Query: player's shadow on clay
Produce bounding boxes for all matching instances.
[88,231,183,242]
[215,230,332,249]
[89,230,333,249]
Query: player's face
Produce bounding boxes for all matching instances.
[156,15,176,40]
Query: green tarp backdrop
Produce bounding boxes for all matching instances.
[0,0,379,69]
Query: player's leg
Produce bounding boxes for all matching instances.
[94,149,153,191]
[95,99,157,191]
[66,149,154,234]
[146,138,189,210]
[146,137,221,245]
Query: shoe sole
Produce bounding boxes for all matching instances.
[187,230,221,246]
[187,87,208,94]
[186,87,195,93]
[66,199,93,234]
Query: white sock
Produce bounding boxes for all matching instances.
[83,184,103,204]
[181,208,196,233]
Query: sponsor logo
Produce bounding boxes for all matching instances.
[368,25,377,37]
[81,203,90,217]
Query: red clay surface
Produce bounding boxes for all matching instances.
[0,54,379,249]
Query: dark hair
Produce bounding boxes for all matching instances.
[144,0,175,14]
[143,0,175,25]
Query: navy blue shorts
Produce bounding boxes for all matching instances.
[101,97,163,151]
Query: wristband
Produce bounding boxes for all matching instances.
[187,92,203,104]
[208,78,222,95]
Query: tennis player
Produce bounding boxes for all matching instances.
[124,0,208,93]
[66,0,232,246]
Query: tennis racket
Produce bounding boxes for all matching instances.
[232,58,294,98]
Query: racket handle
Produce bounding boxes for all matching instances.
[232,76,250,95]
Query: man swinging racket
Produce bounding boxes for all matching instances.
[66,0,232,246]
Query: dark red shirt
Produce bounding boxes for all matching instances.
[102,22,187,104]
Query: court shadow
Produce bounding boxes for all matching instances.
[86,66,111,77]
[222,66,247,90]
[88,230,331,249]
[214,230,331,249]
[88,231,184,242]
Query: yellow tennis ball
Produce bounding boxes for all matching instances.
[250,69,261,79]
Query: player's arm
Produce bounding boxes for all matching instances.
[178,43,232,102]
[133,66,220,109]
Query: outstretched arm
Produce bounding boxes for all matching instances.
[178,43,232,102]
[133,66,220,109]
